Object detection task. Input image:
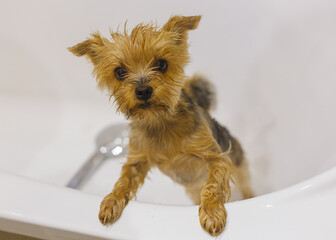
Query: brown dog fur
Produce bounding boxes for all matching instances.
[69,15,253,237]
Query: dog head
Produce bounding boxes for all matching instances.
[69,15,201,120]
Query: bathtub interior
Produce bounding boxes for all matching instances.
[1,0,336,206]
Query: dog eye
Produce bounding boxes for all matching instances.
[155,59,168,73]
[114,67,127,81]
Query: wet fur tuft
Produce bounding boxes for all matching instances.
[185,75,216,112]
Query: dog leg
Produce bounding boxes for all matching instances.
[234,157,254,199]
[99,151,149,225]
[227,137,254,199]
[199,155,233,236]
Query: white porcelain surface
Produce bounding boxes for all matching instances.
[1,0,336,239]
[1,168,335,240]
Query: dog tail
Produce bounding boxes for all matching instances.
[184,75,216,112]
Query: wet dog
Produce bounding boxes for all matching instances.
[69,15,253,236]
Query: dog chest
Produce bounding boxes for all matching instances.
[152,152,208,185]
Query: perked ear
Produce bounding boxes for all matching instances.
[163,15,202,43]
[68,33,107,64]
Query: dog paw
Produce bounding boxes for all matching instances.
[199,203,227,236]
[98,194,128,225]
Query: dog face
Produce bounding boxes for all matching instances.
[69,16,201,120]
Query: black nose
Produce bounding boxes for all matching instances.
[135,86,153,101]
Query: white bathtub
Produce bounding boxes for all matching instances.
[1,0,336,239]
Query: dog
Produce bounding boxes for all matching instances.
[69,15,253,236]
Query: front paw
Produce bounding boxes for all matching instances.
[199,202,227,236]
[99,194,128,225]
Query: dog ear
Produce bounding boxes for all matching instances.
[68,33,107,64]
[163,15,201,43]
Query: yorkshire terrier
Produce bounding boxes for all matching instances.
[69,15,253,237]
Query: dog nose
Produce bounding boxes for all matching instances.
[135,86,153,101]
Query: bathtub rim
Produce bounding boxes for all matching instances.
[0,166,335,240]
